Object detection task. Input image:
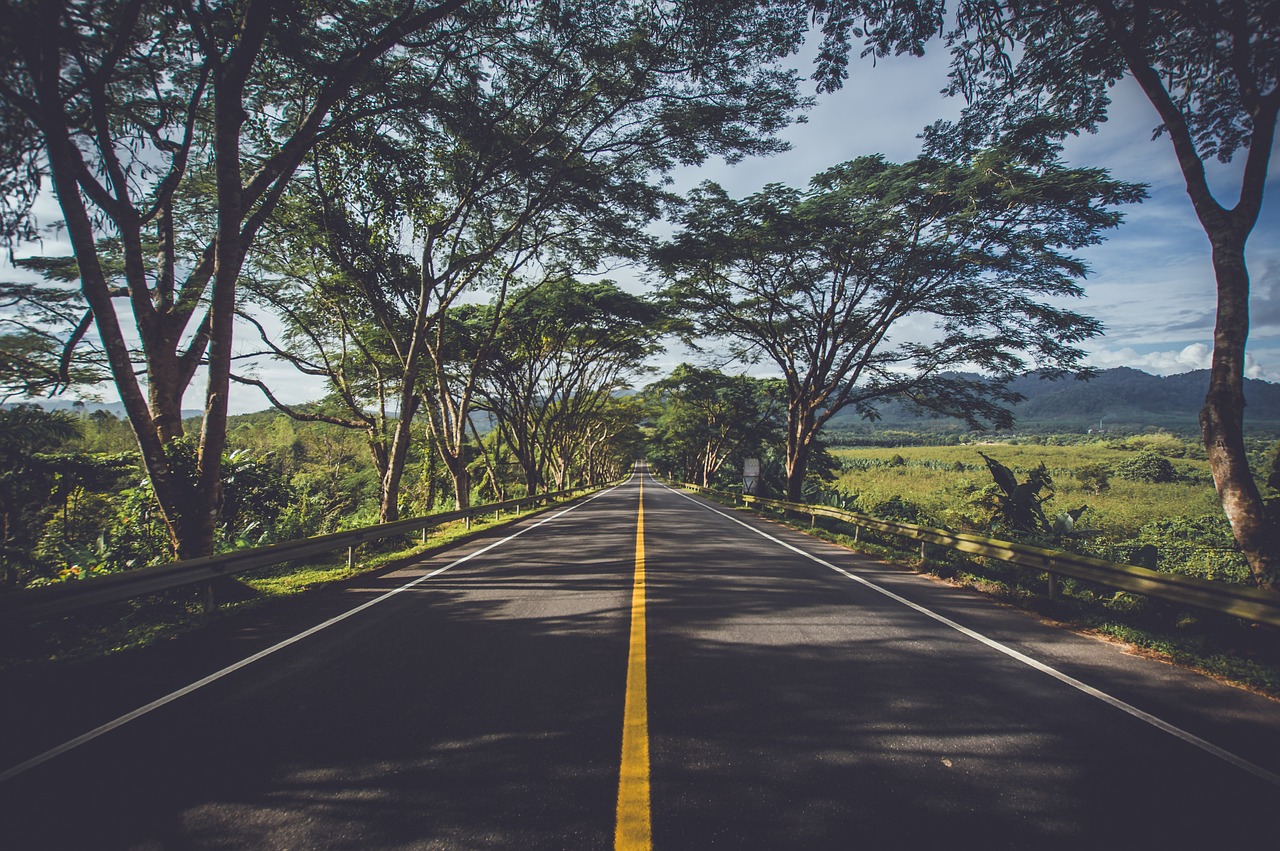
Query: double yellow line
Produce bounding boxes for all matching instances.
[615,475,651,849]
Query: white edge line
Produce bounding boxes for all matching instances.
[660,479,1280,787]
[0,481,628,784]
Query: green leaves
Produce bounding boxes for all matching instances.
[643,364,785,487]
[659,147,1137,497]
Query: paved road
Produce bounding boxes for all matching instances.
[2,471,1278,848]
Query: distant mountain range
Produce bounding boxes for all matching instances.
[824,367,1280,433]
[9,366,1280,435]
[1,399,204,420]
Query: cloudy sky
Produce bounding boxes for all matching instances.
[5,37,1278,414]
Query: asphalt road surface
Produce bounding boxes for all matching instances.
[2,469,1278,849]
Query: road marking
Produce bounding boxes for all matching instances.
[0,483,628,785]
[661,479,1280,788]
[615,476,652,849]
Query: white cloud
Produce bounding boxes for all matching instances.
[1087,342,1211,373]
[1086,342,1277,381]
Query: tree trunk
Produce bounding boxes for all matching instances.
[1200,235,1279,590]
[446,460,471,512]
[784,403,815,503]
[379,396,421,524]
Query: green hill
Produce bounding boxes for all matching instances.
[823,367,1280,436]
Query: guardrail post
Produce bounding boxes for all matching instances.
[202,581,214,615]
[1047,571,1058,599]
[920,539,926,560]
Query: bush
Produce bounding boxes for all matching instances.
[859,494,927,524]
[1114,432,1189,457]
[1077,463,1111,494]
[1114,450,1178,483]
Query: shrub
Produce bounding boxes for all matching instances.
[1114,432,1189,457]
[859,494,926,524]
[1077,463,1111,494]
[1114,450,1178,483]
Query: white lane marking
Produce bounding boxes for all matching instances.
[659,479,1280,787]
[0,482,630,784]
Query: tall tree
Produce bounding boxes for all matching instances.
[660,152,1140,501]
[0,0,470,558]
[800,0,1280,586]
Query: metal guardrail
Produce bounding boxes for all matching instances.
[0,484,605,627]
[678,483,1280,629]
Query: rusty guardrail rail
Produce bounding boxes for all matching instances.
[0,483,608,627]
[677,482,1280,629]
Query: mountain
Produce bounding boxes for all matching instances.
[823,367,1280,434]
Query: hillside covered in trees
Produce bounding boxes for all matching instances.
[824,368,1280,434]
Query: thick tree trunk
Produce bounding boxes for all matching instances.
[784,403,815,503]
[1200,236,1279,590]
[379,396,421,524]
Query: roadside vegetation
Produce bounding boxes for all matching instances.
[829,438,1245,580]
[0,500,586,675]
[0,401,634,593]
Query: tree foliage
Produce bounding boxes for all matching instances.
[478,278,665,493]
[660,150,1140,500]
[805,0,1280,587]
[236,0,808,516]
[643,365,785,488]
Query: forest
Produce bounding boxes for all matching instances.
[1,1,1277,609]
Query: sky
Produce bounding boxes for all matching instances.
[4,37,1278,414]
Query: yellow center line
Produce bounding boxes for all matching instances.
[615,475,651,849]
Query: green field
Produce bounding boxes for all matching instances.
[832,442,1218,537]
[827,434,1254,586]
[815,436,1280,694]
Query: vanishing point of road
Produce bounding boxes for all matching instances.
[2,468,1278,848]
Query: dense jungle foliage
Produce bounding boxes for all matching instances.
[0,399,641,591]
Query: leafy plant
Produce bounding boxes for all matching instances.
[1114,451,1178,484]
[1077,463,1111,495]
[977,451,1086,539]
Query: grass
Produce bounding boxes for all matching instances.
[0,496,588,674]
[831,443,1222,538]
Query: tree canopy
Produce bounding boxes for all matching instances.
[660,150,1141,500]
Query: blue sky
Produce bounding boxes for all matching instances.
[671,47,1280,385]
[5,41,1278,414]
